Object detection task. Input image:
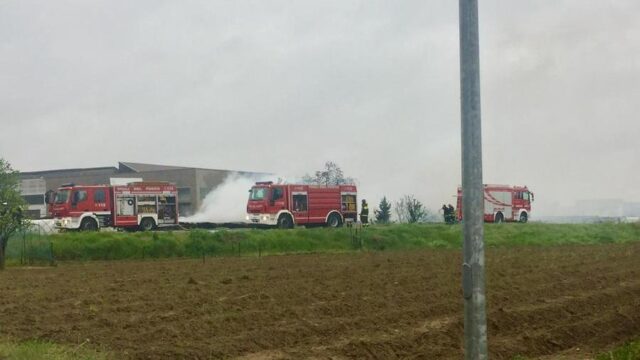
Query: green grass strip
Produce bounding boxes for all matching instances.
[5,222,640,263]
[596,339,640,360]
[0,339,108,360]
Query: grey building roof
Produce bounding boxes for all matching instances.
[21,162,270,178]
[21,166,119,178]
[118,162,189,172]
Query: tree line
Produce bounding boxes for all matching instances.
[373,195,438,224]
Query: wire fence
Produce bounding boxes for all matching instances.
[6,227,56,266]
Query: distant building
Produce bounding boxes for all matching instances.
[623,202,640,217]
[19,162,268,218]
[574,199,640,218]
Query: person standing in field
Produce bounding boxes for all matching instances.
[360,199,369,225]
[442,204,449,223]
[447,204,456,224]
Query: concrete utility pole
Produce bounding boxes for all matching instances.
[459,0,488,359]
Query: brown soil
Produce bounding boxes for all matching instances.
[1,244,639,359]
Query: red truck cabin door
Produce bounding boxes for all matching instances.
[92,188,110,213]
[269,186,286,211]
[512,188,532,214]
[70,187,91,216]
[262,186,283,220]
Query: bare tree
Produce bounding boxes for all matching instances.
[302,161,355,186]
[395,195,430,223]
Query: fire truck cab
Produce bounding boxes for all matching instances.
[51,182,178,231]
[456,184,534,223]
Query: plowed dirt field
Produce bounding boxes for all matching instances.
[1,243,640,359]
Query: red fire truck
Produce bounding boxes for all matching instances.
[456,184,534,223]
[50,182,178,231]
[246,182,358,228]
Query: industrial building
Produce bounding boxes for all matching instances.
[19,162,267,218]
[574,199,640,218]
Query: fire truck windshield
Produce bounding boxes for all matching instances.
[54,190,71,204]
[249,187,268,201]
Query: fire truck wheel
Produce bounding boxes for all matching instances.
[327,213,342,228]
[80,218,98,231]
[139,217,156,231]
[277,214,293,229]
[519,212,528,223]
[494,212,504,224]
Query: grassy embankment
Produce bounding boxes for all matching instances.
[1,334,637,360]
[514,338,640,359]
[5,222,640,263]
[596,339,640,360]
[0,338,108,360]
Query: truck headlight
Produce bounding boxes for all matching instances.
[246,215,250,221]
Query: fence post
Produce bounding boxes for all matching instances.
[28,232,33,265]
[21,229,26,265]
[49,241,55,267]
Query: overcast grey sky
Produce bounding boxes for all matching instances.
[1,1,639,215]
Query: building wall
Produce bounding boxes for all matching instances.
[21,168,120,194]
[195,169,236,205]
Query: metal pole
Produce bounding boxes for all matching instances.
[459,0,488,359]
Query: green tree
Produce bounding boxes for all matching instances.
[374,196,392,224]
[302,161,355,186]
[395,195,429,223]
[0,159,27,270]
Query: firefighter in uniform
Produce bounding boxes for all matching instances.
[447,204,456,224]
[442,204,450,223]
[360,199,369,225]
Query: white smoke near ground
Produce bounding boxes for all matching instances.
[180,175,262,223]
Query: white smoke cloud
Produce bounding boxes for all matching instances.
[180,175,260,223]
